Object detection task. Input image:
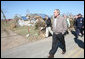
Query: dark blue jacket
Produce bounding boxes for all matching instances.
[45,18,52,27]
[75,17,84,28]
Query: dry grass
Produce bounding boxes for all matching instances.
[1,20,46,42]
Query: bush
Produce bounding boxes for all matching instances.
[35,18,46,29]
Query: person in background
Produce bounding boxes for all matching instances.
[63,14,70,35]
[74,15,78,30]
[74,14,84,39]
[44,15,53,38]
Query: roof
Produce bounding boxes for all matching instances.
[21,16,28,20]
[38,14,48,19]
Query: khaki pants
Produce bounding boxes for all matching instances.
[45,27,53,37]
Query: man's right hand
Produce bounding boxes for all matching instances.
[45,24,47,27]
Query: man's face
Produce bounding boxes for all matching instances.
[54,10,59,17]
[78,15,82,18]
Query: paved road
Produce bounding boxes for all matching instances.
[1,31,84,58]
[1,30,29,51]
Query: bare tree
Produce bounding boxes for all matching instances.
[26,9,32,23]
[1,9,7,23]
[1,9,9,34]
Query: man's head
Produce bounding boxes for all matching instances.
[44,15,49,21]
[45,15,49,20]
[77,14,82,18]
[54,9,60,18]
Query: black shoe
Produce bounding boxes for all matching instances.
[62,51,66,54]
[48,54,54,58]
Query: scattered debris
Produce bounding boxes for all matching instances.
[26,34,30,37]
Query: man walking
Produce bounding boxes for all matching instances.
[75,14,84,39]
[48,9,67,58]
